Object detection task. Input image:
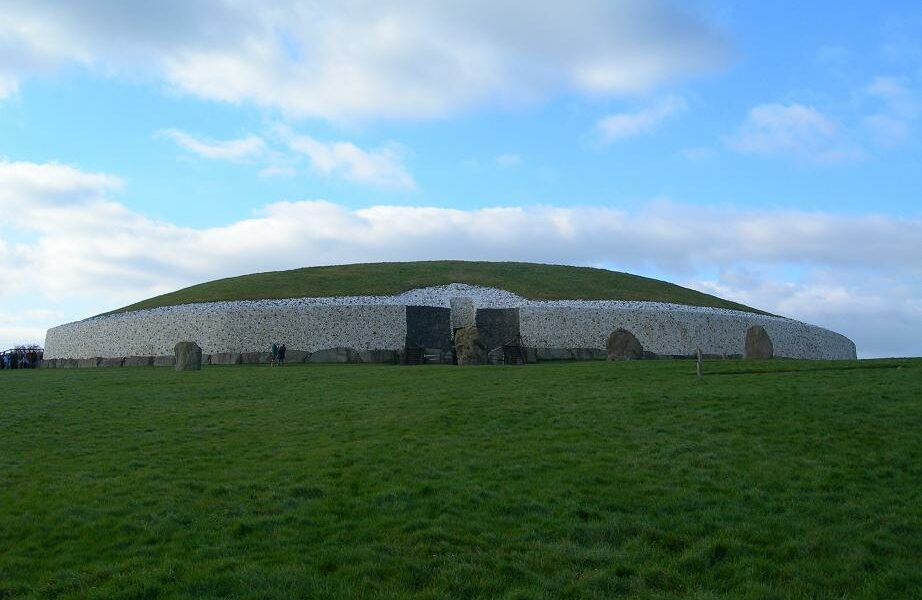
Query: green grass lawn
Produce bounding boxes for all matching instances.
[110,261,764,315]
[1,359,920,599]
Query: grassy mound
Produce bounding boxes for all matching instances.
[2,359,919,598]
[111,261,763,314]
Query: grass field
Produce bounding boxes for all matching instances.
[1,359,920,599]
[110,261,763,315]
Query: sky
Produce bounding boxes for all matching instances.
[1,0,920,358]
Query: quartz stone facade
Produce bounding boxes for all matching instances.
[44,284,856,362]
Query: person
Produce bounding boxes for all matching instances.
[270,342,279,367]
[278,344,286,367]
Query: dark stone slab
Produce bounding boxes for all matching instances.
[209,352,242,365]
[745,325,773,359]
[572,348,607,361]
[475,308,520,354]
[607,329,644,360]
[309,347,363,363]
[124,356,154,367]
[358,349,399,364]
[283,350,310,364]
[99,357,125,368]
[153,355,176,367]
[59,358,78,369]
[529,347,609,362]
[406,306,451,351]
[78,358,102,368]
[40,359,57,369]
[241,352,271,364]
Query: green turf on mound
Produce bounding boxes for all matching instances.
[111,261,764,314]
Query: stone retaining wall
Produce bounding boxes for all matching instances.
[45,304,407,360]
[519,306,855,360]
[44,285,857,362]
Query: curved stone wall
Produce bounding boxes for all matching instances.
[519,306,855,360]
[44,284,856,361]
[45,304,408,359]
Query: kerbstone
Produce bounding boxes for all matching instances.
[744,325,774,360]
[123,356,154,367]
[174,341,202,371]
[309,347,362,363]
[209,352,242,365]
[607,328,644,361]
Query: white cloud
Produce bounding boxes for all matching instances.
[728,103,864,164]
[862,76,918,148]
[285,133,416,189]
[595,95,687,143]
[258,165,297,178]
[0,1,729,118]
[864,114,910,147]
[153,125,416,188]
[157,129,265,161]
[496,153,522,168]
[866,76,918,117]
[2,161,921,357]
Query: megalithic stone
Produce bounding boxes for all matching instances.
[174,341,203,371]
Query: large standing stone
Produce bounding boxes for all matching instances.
[454,326,484,366]
[744,325,773,359]
[606,329,644,361]
[450,297,476,330]
[174,341,203,371]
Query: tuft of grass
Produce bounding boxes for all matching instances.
[107,260,765,315]
[1,358,920,598]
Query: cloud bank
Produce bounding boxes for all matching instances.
[0,1,728,118]
[1,161,920,357]
[595,95,687,143]
[728,103,865,164]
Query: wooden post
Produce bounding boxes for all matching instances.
[696,348,702,378]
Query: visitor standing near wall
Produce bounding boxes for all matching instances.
[270,342,279,367]
[278,344,286,367]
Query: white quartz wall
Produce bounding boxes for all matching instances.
[44,284,857,360]
[45,304,407,359]
[520,306,856,359]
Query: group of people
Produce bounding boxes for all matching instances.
[270,342,287,367]
[0,348,43,369]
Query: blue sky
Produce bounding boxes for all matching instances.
[1,1,920,357]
